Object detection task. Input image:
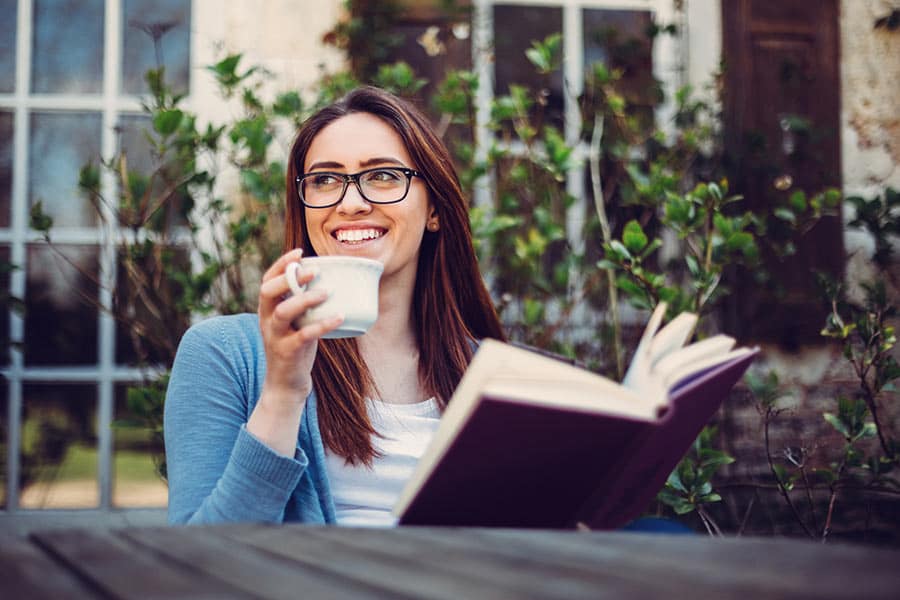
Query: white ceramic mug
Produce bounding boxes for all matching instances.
[284,256,384,338]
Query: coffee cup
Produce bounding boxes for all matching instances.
[284,256,384,338]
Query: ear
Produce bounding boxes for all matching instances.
[426,207,440,232]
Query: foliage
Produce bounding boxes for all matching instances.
[23,5,898,543]
[743,189,900,541]
[658,426,734,534]
[28,55,332,479]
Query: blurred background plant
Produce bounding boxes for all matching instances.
[18,1,898,543]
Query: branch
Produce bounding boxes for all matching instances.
[764,407,815,538]
[589,112,624,378]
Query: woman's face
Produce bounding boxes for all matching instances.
[302,112,434,291]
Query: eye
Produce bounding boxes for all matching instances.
[363,169,405,187]
[308,173,342,188]
[366,169,403,183]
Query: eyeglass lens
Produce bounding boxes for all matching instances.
[301,168,412,207]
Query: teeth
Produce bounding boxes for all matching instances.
[336,228,383,243]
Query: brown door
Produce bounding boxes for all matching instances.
[722,0,842,347]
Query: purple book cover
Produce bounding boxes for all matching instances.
[399,350,757,529]
[582,349,759,529]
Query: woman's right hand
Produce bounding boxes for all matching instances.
[250,249,344,456]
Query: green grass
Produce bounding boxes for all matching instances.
[35,443,163,484]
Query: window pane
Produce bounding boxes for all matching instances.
[29,111,102,227]
[583,9,655,132]
[113,383,167,508]
[0,111,10,228]
[25,244,99,366]
[19,383,98,509]
[493,5,564,131]
[115,245,190,366]
[122,0,191,95]
[116,113,191,230]
[0,0,16,92]
[0,379,7,507]
[0,244,10,367]
[31,0,104,93]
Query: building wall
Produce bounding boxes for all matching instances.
[841,0,900,197]
[841,0,900,296]
[192,0,345,123]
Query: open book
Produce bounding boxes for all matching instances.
[394,303,758,529]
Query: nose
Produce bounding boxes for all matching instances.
[336,181,372,215]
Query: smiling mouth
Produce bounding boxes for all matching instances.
[334,228,386,244]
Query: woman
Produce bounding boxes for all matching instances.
[164,86,505,525]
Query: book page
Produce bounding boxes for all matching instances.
[621,302,668,390]
[647,312,698,366]
[653,334,735,381]
[478,376,655,419]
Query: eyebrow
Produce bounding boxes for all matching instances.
[306,156,407,171]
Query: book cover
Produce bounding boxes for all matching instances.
[394,308,758,529]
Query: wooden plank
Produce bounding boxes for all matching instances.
[367,527,752,600]
[120,525,395,600]
[211,524,546,600]
[0,534,100,599]
[464,529,900,599]
[30,528,252,600]
[298,525,679,599]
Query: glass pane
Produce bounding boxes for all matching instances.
[116,113,191,230]
[122,0,191,95]
[29,111,102,227]
[0,0,16,92]
[0,379,7,507]
[25,244,99,365]
[0,245,10,367]
[19,383,98,509]
[493,5,564,132]
[583,9,655,131]
[0,111,11,227]
[31,0,104,93]
[0,112,14,227]
[113,383,167,507]
[115,245,190,366]
[117,114,154,174]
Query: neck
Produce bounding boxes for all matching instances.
[357,272,427,404]
[358,270,418,355]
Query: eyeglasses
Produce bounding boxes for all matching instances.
[296,167,422,208]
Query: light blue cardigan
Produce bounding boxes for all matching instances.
[164,313,336,525]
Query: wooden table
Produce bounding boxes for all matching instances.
[2,524,899,599]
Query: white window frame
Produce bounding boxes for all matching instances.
[471,0,683,251]
[1,0,194,514]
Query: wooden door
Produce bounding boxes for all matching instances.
[722,0,842,347]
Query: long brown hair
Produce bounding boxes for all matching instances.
[285,86,505,464]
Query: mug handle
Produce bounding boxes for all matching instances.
[284,261,306,296]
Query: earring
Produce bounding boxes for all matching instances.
[427,220,440,232]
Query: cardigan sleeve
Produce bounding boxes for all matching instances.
[164,317,308,524]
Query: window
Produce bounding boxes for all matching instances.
[472,0,679,234]
[1,0,191,512]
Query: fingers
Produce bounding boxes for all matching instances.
[272,288,329,326]
[259,248,343,344]
[262,248,304,283]
[292,314,345,342]
[259,262,317,305]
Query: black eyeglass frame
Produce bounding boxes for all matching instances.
[295,167,423,208]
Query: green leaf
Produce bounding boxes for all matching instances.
[774,207,796,224]
[823,412,850,438]
[608,240,633,261]
[153,109,183,136]
[29,201,54,232]
[789,190,807,213]
[622,220,648,254]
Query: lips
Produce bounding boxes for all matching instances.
[333,227,386,244]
